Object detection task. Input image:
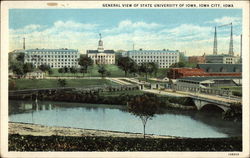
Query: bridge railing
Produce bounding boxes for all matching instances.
[189,94,240,106]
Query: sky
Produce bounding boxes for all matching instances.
[9,9,242,56]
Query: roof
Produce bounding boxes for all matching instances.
[178,76,242,82]
[25,49,78,52]
[197,64,242,73]
[87,50,115,54]
[127,50,179,53]
[205,54,233,57]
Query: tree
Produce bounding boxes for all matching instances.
[70,67,78,76]
[170,62,185,68]
[78,55,93,74]
[117,57,136,77]
[128,61,139,77]
[79,67,87,76]
[58,68,65,74]
[170,61,196,68]
[48,69,53,75]
[9,79,16,90]
[10,61,24,77]
[98,65,107,78]
[139,62,157,81]
[63,67,69,73]
[23,63,34,74]
[16,53,25,63]
[128,94,159,139]
[57,79,67,87]
[39,64,51,72]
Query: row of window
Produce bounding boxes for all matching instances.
[89,56,115,58]
[26,55,79,58]
[33,63,78,68]
[26,59,78,62]
[131,56,177,59]
[137,62,175,66]
[26,51,78,54]
[93,59,114,61]
[129,52,178,55]
[134,59,177,63]
[33,62,78,65]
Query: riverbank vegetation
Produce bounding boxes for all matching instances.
[222,102,242,122]
[9,134,242,151]
[9,88,195,112]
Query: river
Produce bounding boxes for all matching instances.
[9,100,242,138]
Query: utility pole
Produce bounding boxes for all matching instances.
[213,27,217,55]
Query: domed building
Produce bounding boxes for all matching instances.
[87,34,115,65]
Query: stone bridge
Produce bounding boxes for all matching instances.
[189,94,241,112]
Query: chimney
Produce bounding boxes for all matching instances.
[23,38,25,50]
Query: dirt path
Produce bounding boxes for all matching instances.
[9,122,175,139]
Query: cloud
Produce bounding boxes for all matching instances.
[10,24,45,34]
[161,24,213,41]
[206,16,241,25]
[103,20,163,34]
[9,20,99,53]
[53,20,98,31]
[9,20,241,56]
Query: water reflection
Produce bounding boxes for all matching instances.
[9,100,241,138]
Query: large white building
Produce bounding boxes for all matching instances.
[123,49,180,68]
[87,34,116,65]
[24,48,80,68]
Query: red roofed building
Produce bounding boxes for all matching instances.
[167,67,241,79]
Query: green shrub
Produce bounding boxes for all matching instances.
[232,91,242,97]
[9,80,16,90]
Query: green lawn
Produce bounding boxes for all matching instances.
[49,65,168,78]
[49,65,136,78]
[155,68,168,78]
[12,79,118,90]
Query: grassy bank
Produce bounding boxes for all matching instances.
[49,65,135,77]
[99,90,145,96]
[47,65,167,78]
[9,134,242,151]
[10,79,118,90]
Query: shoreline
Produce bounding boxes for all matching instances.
[9,122,176,139]
[8,122,242,151]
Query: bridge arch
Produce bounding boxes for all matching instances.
[193,99,230,112]
[199,103,225,112]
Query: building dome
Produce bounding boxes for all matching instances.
[97,34,104,51]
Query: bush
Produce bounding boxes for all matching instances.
[9,134,242,151]
[57,79,67,87]
[232,91,242,97]
[9,80,17,90]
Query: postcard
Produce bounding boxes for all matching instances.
[1,1,249,157]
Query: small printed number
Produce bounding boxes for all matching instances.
[228,153,239,156]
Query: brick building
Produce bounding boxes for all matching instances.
[188,54,206,64]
